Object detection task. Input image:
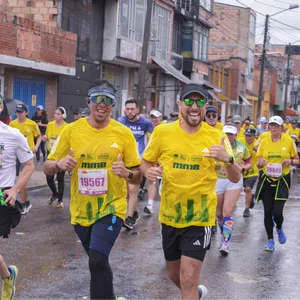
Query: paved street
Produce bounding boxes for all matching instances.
[2,168,300,299]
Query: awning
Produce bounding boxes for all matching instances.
[239,95,252,106]
[151,56,192,84]
[286,107,298,116]
[208,90,223,104]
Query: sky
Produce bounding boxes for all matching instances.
[216,0,300,45]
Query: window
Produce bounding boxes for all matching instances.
[193,26,209,61]
[249,14,255,42]
[118,0,146,43]
[248,49,254,75]
[150,4,171,59]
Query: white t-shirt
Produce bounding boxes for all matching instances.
[0,121,33,188]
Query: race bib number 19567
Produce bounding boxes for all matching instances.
[78,169,108,195]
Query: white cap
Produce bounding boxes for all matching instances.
[269,116,283,126]
[260,116,267,123]
[150,109,162,118]
[37,105,44,110]
[223,125,237,135]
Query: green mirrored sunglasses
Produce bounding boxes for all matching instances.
[182,98,207,107]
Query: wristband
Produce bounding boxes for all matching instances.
[128,171,133,180]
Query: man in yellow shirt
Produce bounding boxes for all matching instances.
[288,119,300,142]
[141,83,240,299]
[43,82,141,299]
[9,103,41,214]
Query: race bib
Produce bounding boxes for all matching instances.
[266,163,282,178]
[49,138,56,150]
[78,169,108,195]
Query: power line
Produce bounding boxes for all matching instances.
[271,18,300,31]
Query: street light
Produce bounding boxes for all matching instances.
[256,4,299,122]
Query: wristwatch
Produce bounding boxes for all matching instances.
[227,156,234,165]
[128,171,133,180]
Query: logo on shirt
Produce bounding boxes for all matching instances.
[193,240,201,246]
[202,147,209,154]
[110,142,119,149]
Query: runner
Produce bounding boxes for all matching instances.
[43,107,68,208]
[242,127,258,217]
[144,109,163,215]
[141,83,240,299]
[204,106,219,129]
[257,117,268,136]
[9,103,41,214]
[216,124,251,255]
[0,99,34,300]
[232,114,246,144]
[43,82,141,299]
[31,105,48,161]
[118,99,154,229]
[255,116,299,252]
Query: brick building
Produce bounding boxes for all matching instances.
[208,2,257,122]
[0,0,77,119]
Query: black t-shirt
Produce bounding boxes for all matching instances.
[31,115,48,134]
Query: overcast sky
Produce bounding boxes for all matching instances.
[216,0,300,45]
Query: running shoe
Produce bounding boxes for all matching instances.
[243,208,250,218]
[144,205,153,215]
[198,284,208,299]
[219,240,230,256]
[123,216,135,230]
[264,239,275,252]
[1,265,18,300]
[48,196,57,206]
[56,201,64,209]
[133,211,140,223]
[20,201,32,215]
[276,228,287,244]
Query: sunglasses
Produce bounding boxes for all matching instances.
[206,112,217,119]
[182,98,207,108]
[89,95,114,106]
[269,123,280,128]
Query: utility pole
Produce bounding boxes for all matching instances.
[283,43,292,115]
[257,14,269,122]
[137,0,153,112]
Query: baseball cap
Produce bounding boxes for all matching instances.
[269,116,283,126]
[260,116,268,123]
[206,106,218,113]
[15,103,28,113]
[150,109,162,118]
[245,127,256,136]
[180,84,209,99]
[170,111,179,117]
[36,105,44,110]
[232,115,242,123]
[223,125,237,135]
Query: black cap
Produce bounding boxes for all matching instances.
[15,103,28,113]
[180,84,209,99]
[245,127,256,136]
[206,106,218,113]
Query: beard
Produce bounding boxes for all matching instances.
[181,109,205,127]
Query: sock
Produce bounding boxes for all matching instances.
[147,199,154,206]
[223,216,234,242]
[217,215,223,233]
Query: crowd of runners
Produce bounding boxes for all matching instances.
[0,81,299,299]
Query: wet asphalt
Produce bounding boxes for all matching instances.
[2,176,300,299]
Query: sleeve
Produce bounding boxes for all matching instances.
[45,122,50,137]
[290,139,298,157]
[243,145,251,160]
[15,132,33,163]
[147,120,154,134]
[256,141,263,158]
[47,125,71,160]
[223,134,234,157]
[34,123,41,137]
[143,126,161,162]
[123,130,141,168]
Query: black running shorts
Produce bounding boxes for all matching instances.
[161,224,212,262]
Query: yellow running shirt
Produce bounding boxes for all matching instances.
[45,120,68,151]
[256,131,297,176]
[243,140,258,178]
[143,121,233,228]
[48,118,140,226]
[9,118,40,150]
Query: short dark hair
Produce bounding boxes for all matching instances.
[125,98,138,107]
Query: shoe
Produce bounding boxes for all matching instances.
[276,228,287,244]
[144,205,153,215]
[123,216,135,230]
[219,240,230,256]
[250,194,255,209]
[243,208,251,218]
[264,239,275,252]
[132,211,140,223]
[20,201,32,215]
[1,265,18,300]
[56,201,64,209]
[198,284,208,299]
[48,196,57,206]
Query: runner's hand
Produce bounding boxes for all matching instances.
[257,157,267,168]
[282,159,291,167]
[57,149,77,171]
[145,165,163,183]
[112,154,129,178]
[205,137,230,163]
[3,187,18,206]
